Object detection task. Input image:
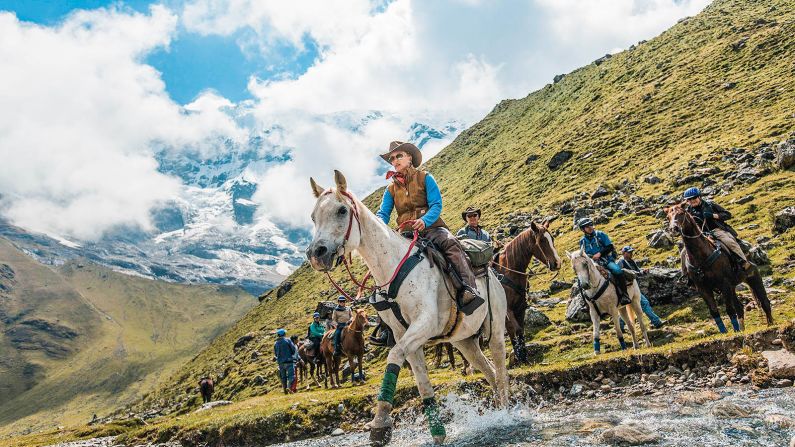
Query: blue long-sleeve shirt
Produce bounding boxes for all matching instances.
[376,173,443,228]
[579,230,616,262]
[274,337,296,364]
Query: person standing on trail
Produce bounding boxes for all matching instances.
[617,246,665,330]
[331,296,352,357]
[681,187,753,274]
[577,217,631,305]
[273,328,296,394]
[375,140,484,315]
[457,206,490,242]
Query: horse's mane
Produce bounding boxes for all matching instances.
[499,225,538,270]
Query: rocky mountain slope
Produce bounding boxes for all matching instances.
[0,238,255,438]
[6,0,795,444]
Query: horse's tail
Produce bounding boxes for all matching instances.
[746,270,774,324]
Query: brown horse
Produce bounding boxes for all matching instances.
[198,377,214,403]
[666,204,773,332]
[433,342,469,375]
[492,220,561,364]
[320,308,368,388]
[298,340,325,389]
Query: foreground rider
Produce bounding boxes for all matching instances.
[577,218,631,305]
[273,328,296,394]
[456,206,490,242]
[332,296,351,357]
[681,187,753,274]
[306,312,325,358]
[376,141,483,314]
[617,246,665,329]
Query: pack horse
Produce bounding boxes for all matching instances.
[306,171,509,446]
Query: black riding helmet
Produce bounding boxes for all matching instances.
[577,217,594,229]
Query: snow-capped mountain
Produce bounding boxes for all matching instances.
[0,118,460,295]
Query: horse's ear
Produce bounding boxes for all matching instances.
[310,177,325,198]
[334,170,347,194]
[543,219,552,229]
[530,221,539,232]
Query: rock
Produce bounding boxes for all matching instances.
[566,286,591,323]
[733,195,754,205]
[196,400,233,412]
[601,423,659,445]
[762,350,795,379]
[550,280,573,293]
[776,379,793,387]
[776,136,795,170]
[773,207,795,234]
[711,401,754,418]
[643,175,662,185]
[525,307,552,328]
[580,417,619,432]
[525,154,539,165]
[331,428,345,436]
[276,280,293,298]
[569,383,584,396]
[591,185,610,199]
[314,301,337,320]
[766,414,795,429]
[647,229,674,249]
[234,332,256,350]
[548,150,574,170]
[722,81,737,90]
[593,54,612,66]
[337,403,345,413]
[730,36,749,51]
[252,375,266,386]
[748,246,770,266]
[553,74,565,83]
[637,267,693,304]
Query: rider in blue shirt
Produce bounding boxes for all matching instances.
[577,218,631,305]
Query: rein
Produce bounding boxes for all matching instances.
[323,190,420,301]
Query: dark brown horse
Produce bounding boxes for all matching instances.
[433,342,469,375]
[198,377,214,403]
[492,220,561,364]
[320,308,368,388]
[666,204,773,332]
[298,339,325,389]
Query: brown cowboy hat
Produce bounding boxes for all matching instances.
[380,141,422,167]
[461,206,481,221]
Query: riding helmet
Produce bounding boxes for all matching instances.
[337,296,346,302]
[313,312,321,318]
[276,328,286,336]
[577,217,594,229]
[683,187,701,199]
[621,245,634,253]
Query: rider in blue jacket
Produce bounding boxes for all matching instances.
[577,218,631,305]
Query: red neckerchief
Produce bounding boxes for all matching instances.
[385,170,406,185]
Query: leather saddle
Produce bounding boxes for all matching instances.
[595,264,637,285]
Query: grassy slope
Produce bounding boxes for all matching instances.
[7,0,795,444]
[0,239,255,438]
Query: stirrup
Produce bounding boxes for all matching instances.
[369,335,387,347]
[458,290,485,316]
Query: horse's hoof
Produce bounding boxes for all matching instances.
[433,435,446,445]
[370,426,393,446]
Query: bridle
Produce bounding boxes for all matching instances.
[320,189,420,301]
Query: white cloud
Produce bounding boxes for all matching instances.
[0,6,244,240]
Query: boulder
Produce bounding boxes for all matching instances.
[196,401,232,412]
[550,280,573,293]
[647,229,674,249]
[548,150,573,170]
[553,74,565,83]
[331,428,345,436]
[591,185,610,199]
[276,280,294,298]
[601,424,659,445]
[748,245,770,266]
[711,401,754,418]
[636,267,693,305]
[525,154,539,165]
[776,136,795,170]
[314,301,337,320]
[773,207,795,234]
[643,175,662,185]
[566,286,591,322]
[761,350,795,379]
[525,307,551,329]
[252,375,266,386]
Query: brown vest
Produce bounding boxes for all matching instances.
[387,167,447,229]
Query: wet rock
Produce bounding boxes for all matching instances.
[579,417,619,432]
[591,185,610,199]
[548,150,574,170]
[711,401,754,418]
[776,136,795,170]
[525,307,551,328]
[773,207,795,234]
[601,423,659,445]
[646,230,674,249]
[331,428,345,436]
[234,332,256,350]
[566,287,590,323]
[676,390,720,405]
[761,350,795,379]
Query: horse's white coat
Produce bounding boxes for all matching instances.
[568,248,651,354]
[307,172,509,442]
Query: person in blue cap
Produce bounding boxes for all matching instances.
[618,246,665,329]
[306,312,325,357]
[331,296,352,357]
[681,186,753,274]
[577,217,631,305]
[273,328,296,394]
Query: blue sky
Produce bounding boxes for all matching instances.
[0,0,319,103]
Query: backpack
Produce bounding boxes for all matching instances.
[459,238,494,267]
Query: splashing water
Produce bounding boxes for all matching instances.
[274,386,795,446]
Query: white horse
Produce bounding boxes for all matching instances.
[306,171,509,446]
[567,248,651,355]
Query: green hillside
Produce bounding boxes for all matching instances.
[0,238,255,438]
[7,0,795,444]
